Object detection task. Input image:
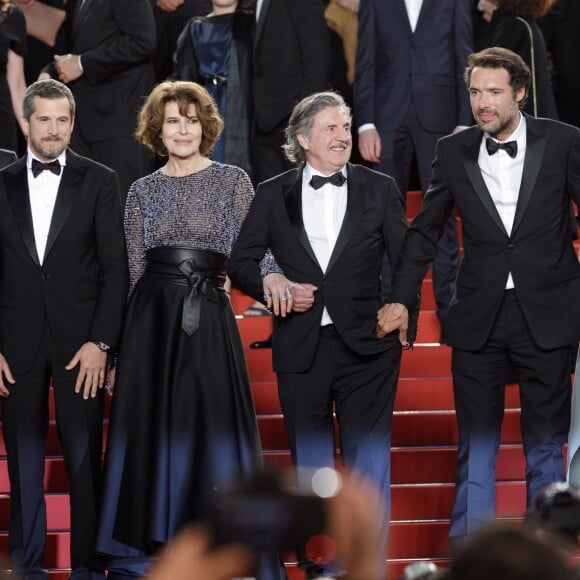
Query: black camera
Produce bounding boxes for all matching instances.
[211,469,330,553]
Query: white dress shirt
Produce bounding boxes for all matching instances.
[256,0,263,21]
[302,163,348,326]
[404,0,423,32]
[27,150,67,264]
[478,113,527,290]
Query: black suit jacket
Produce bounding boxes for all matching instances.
[228,163,409,373]
[0,149,17,169]
[0,150,129,373]
[355,0,473,133]
[52,0,156,143]
[391,115,580,351]
[253,0,330,133]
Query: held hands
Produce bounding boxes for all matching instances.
[65,342,107,400]
[0,353,15,397]
[376,302,410,347]
[263,273,317,317]
[54,54,83,84]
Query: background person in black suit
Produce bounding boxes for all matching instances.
[479,0,558,119]
[0,79,128,580]
[229,91,411,578]
[44,0,157,204]
[378,47,580,545]
[539,0,580,128]
[355,0,473,338]
[252,0,330,185]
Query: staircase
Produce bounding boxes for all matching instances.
[0,191,557,578]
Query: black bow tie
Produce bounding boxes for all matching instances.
[485,138,518,158]
[31,158,61,178]
[309,172,346,190]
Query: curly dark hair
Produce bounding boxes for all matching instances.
[136,80,223,157]
[464,47,531,110]
[496,0,556,19]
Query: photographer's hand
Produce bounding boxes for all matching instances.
[327,471,387,580]
[146,527,255,580]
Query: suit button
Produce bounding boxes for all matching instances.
[41,273,50,279]
[507,243,515,249]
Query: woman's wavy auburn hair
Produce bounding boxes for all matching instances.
[135,80,223,158]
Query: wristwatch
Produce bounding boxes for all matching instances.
[91,341,111,352]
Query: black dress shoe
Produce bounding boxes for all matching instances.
[250,335,272,349]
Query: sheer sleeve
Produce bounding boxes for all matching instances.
[124,182,146,296]
[230,169,282,276]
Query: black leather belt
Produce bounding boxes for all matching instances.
[146,247,227,335]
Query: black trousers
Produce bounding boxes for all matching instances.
[449,290,571,539]
[277,327,400,577]
[1,326,104,579]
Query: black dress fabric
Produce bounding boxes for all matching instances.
[96,164,285,579]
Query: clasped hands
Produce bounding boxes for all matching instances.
[262,273,317,317]
[376,302,410,348]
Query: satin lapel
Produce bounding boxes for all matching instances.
[43,154,84,262]
[462,132,509,237]
[414,0,433,32]
[73,0,92,43]
[325,164,363,277]
[254,0,271,50]
[511,121,546,236]
[4,162,40,266]
[283,169,321,269]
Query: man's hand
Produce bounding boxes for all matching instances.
[65,342,107,400]
[54,54,83,84]
[358,127,382,164]
[376,302,409,346]
[0,353,15,397]
[146,526,254,580]
[291,283,318,313]
[156,0,185,12]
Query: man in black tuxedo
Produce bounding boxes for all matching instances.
[0,149,17,168]
[45,0,156,204]
[379,47,580,544]
[0,79,128,579]
[253,0,331,185]
[229,91,410,578]
[355,0,473,337]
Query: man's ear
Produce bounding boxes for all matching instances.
[297,133,309,151]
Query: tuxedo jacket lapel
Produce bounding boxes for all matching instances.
[44,151,85,262]
[414,0,433,33]
[254,0,271,50]
[396,0,414,36]
[4,160,40,266]
[325,164,363,276]
[511,120,546,236]
[283,168,321,270]
[283,164,362,277]
[462,131,509,237]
